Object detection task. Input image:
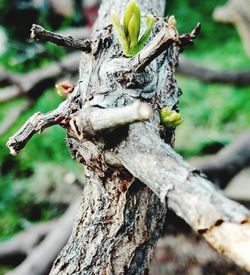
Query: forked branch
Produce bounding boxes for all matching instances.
[6,102,152,155]
[6,100,68,155]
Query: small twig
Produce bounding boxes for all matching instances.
[69,102,153,139]
[6,101,68,156]
[179,22,201,48]
[30,24,92,52]
[131,18,179,72]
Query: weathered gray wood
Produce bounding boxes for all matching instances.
[31,24,91,52]
[116,123,250,271]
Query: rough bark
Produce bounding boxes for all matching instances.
[49,1,169,274]
[6,0,250,273]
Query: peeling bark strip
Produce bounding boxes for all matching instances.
[6,0,250,273]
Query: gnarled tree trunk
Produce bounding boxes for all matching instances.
[51,0,171,273]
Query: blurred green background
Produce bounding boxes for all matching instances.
[0,0,249,272]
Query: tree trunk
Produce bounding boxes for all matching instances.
[50,0,172,274]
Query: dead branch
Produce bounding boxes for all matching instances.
[131,17,179,72]
[151,233,248,275]
[6,99,69,155]
[213,0,250,57]
[195,129,250,189]
[30,24,92,52]
[0,52,80,103]
[0,100,33,136]
[116,123,250,271]
[0,220,56,266]
[6,101,152,155]
[7,198,79,275]
[69,102,152,138]
[178,57,250,86]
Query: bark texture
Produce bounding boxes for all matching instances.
[50,0,171,274]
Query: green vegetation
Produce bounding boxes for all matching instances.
[167,0,250,156]
[0,0,250,246]
[111,0,154,57]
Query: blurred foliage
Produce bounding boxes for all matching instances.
[167,0,250,156]
[0,0,250,250]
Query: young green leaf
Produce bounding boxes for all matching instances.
[130,14,154,56]
[123,0,137,36]
[111,10,129,55]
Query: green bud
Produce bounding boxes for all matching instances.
[123,0,137,36]
[130,14,154,56]
[160,107,184,127]
[128,13,140,50]
[111,10,129,55]
[111,1,154,57]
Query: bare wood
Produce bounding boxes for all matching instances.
[0,220,56,265]
[69,102,152,138]
[196,129,250,189]
[131,18,179,72]
[0,101,33,136]
[7,199,80,275]
[178,57,250,86]
[0,53,80,103]
[30,24,92,52]
[116,123,250,271]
